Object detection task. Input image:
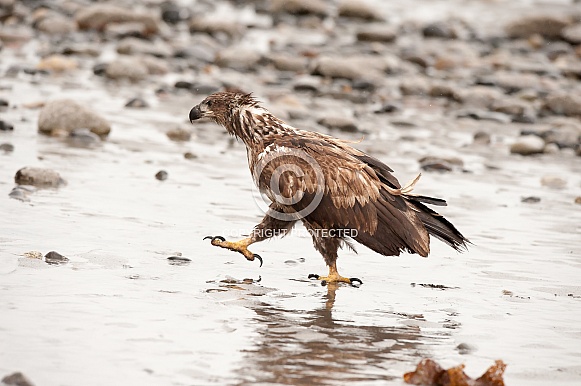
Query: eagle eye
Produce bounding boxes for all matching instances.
[206,100,213,108]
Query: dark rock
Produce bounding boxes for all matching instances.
[521,196,541,203]
[45,251,69,265]
[155,170,168,181]
[38,99,111,138]
[0,98,8,108]
[1,371,35,386]
[271,0,329,18]
[0,143,14,152]
[338,0,382,21]
[429,83,461,101]
[356,25,397,43]
[456,343,476,355]
[317,116,358,132]
[423,21,457,39]
[352,79,376,91]
[184,152,197,160]
[167,255,191,265]
[561,23,581,44]
[419,156,464,172]
[505,14,571,39]
[575,196,581,204]
[0,120,13,131]
[15,167,65,188]
[473,131,491,145]
[374,103,400,114]
[161,2,190,24]
[75,4,160,35]
[510,135,545,155]
[293,76,321,92]
[125,97,149,108]
[93,63,108,76]
[456,109,512,123]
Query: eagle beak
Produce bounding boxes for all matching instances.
[189,105,202,123]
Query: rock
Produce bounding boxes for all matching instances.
[317,116,358,132]
[104,57,149,81]
[505,14,571,39]
[521,196,541,204]
[541,175,567,189]
[313,56,390,80]
[374,103,400,114]
[543,94,581,117]
[458,86,505,108]
[76,4,160,35]
[575,197,581,205]
[166,127,191,141]
[0,142,14,152]
[184,152,197,160]
[455,343,476,355]
[271,0,328,18]
[189,18,244,40]
[37,55,78,73]
[215,47,261,72]
[293,76,321,92]
[478,72,542,93]
[473,131,491,145]
[8,185,35,202]
[268,53,308,72]
[38,99,111,137]
[116,37,172,57]
[543,143,560,154]
[400,78,430,96]
[510,135,545,155]
[155,170,168,181]
[45,251,69,265]
[429,83,461,101]
[457,109,512,123]
[338,0,381,21]
[167,255,191,265]
[15,167,65,188]
[356,25,397,43]
[491,98,536,122]
[419,156,464,172]
[161,2,190,24]
[174,43,216,63]
[561,23,581,44]
[125,97,148,108]
[423,21,457,39]
[0,98,8,108]
[139,56,169,75]
[1,371,35,386]
[541,127,581,149]
[66,128,101,148]
[33,10,77,35]
[0,120,13,131]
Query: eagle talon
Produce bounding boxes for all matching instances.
[204,235,225,245]
[252,253,263,267]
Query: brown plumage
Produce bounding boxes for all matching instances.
[190,92,468,285]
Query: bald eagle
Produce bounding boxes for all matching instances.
[190,92,468,286]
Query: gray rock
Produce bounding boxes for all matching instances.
[561,23,581,44]
[543,94,581,117]
[15,167,65,188]
[423,21,457,39]
[541,175,567,189]
[521,196,541,204]
[356,25,397,43]
[34,11,76,35]
[38,99,111,137]
[8,185,35,202]
[473,131,491,145]
[429,83,461,101]
[0,120,13,131]
[269,54,308,72]
[505,14,571,39]
[338,0,382,21]
[189,19,245,40]
[66,128,102,148]
[166,127,191,142]
[491,98,536,122]
[543,143,560,154]
[457,109,512,124]
[313,56,394,80]
[271,0,328,18]
[215,47,261,72]
[419,156,464,172]
[116,37,172,58]
[0,142,14,152]
[542,127,581,149]
[104,57,149,81]
[318,116,358,132]
[45,251,69,265]
[510,135,545,155]
[76,4,160,35]
[155,170,168,181]
[457,86,505,108]
[400,78,430,96]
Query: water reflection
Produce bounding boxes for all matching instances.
[236,283,448,385]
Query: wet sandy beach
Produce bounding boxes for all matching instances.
[1,0,581,385]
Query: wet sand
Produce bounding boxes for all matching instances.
[1,0,581,385]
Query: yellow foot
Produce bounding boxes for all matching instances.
[203,236,262,267]
[308,273,363,287]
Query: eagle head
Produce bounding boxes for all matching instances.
[189,91,257,127]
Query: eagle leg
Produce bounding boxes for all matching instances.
[203,236,263,267]
[308,262,363,287]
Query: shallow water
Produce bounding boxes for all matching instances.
[2,0,581,385]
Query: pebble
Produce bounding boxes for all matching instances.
[8,185,35,201]
[0,120,14,131]
[317,116,358,132]
[271,0,329,18]
[268,54,308,72]
[33,10,76,34]
[45,251,69,265]
[166,127,191,141]
[66,128,102,148]
[167,255,191,266]
[189,18,244,40]
[1,372,35,386]
[38,99,111,138]
[161,2,190,25]
[14,167,66,188]
[575,197,581,205]
[521,196,541,204]
[541,127,581,149]
[117,37,172,58]
[125,97,149,108]
[455,343,477,355]
[104,57,149,81]
[505,14,571,39]
[155,170,168,181]
[423,21,457,39]
[75,4,160,35]
[419,156,464,172]
[510,135,545,155]
[473,131,491,145]
[561,23,581,44]
[356,25,397,43]
[37,55,78,73]
[184,152,197,160]
[540,175,567,189]
[338,0,382,21]
[215,48,262,72]
[543,143,560,154]
[0,143,14,152]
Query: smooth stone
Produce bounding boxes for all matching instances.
[155,170,168,181]
[75,4,160,35]
[38,99,111,137]
[561,23,581,44]
[14,167,65,188]
[66,128,101,148]
[0,143,14,152]
[317,116,358,132]
[271,0,329,18]
[540,175,567,189]
[0,120,13,131]
[1,372,35,386]
[166,127,191,142]
[521,196,541,204]
[543,94,581,117]
[338,0,382,21]
[125,97,149,108]
[37,55,78,73]
[505,14,570,39]
[510,135,545,155]
[45,251,69,265]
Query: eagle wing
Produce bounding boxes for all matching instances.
[252,133,431,256]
